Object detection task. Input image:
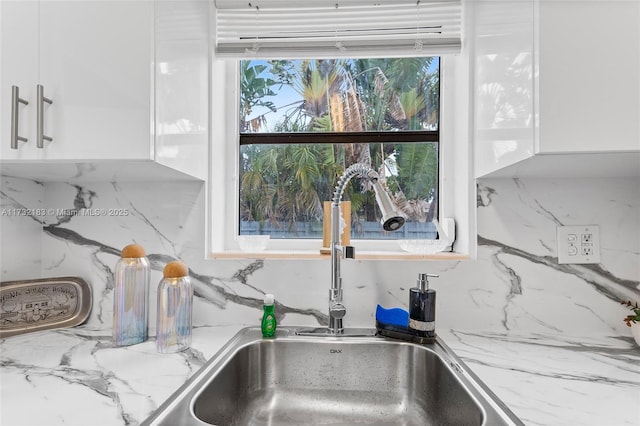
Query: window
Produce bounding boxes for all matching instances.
[208,0,472,257]
[238,58,440,242]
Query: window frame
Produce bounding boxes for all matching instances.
[209,56,465,256]
[240,131,439,146]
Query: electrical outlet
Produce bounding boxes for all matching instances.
[557,225,601,264]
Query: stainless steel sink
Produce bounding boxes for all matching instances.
[143,327,523,426]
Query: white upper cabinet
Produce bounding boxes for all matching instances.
[37,1,153,160]
[474,0,640,178]
[1,1,39,160]
[154,0,209,181]
[1,1,152,161]
[537,0,640,154]
[473,0,535,178]
[1,0,208,180]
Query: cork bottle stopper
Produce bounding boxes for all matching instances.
[163,261,188,278]
[121,244,146,258]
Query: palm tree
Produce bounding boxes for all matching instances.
[240,61,279,133]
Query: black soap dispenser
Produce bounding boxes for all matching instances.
[409,273,438,338]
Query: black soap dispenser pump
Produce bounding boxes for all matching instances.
[409,273,438,338]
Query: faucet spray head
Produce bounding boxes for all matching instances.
[372,180,405,232]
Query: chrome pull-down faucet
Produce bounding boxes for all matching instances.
[297,163,405,337]
[327,163,405,334]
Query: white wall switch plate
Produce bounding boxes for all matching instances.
[557,225,601,264]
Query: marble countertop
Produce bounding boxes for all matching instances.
[1,325,639,426]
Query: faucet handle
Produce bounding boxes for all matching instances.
[344,246,355,259]
[329,302,346,319]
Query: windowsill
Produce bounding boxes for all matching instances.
[209,250,468,261]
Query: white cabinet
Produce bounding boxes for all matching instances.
[474,0,640,178]
[1,0,208,180]
[37,0,153,160]
[537,0,640,154]
[1,1,152,161]
[154,0,210,180]
[0,1,39,160]
[473,0,536,177]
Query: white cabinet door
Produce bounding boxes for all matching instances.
[37,0,153,160]
[155,0,209,180]
[0,1,39,160]
[537,0,640,154]
[473,0,535,177]
[474,0,640,178]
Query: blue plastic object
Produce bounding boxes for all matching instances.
[375,305,409,327]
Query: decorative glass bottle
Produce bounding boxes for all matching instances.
[113,244,150,346]
[156,260,193,353]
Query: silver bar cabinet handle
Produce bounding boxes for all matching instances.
[10,85,29,149]
[36,84,53,148]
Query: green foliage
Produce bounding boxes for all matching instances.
[239,58,440,232]
[622,300,640,327]
[240,62,278,132]
[240,144,330,229]
[390,143,438,201]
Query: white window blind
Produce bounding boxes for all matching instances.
[214,0,462,58]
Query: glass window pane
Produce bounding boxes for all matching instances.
[240,58,439,133]
[239,142,438,240]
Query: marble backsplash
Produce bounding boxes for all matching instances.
[1,175,639,340]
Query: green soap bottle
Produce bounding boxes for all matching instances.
[261,294,276,338]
